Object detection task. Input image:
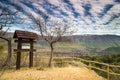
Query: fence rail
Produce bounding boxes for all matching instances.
[54,57,120,80]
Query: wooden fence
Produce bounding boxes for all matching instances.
[54,57,120,80]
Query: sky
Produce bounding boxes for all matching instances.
[0,0,120,35]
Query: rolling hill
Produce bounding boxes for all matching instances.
[72,35,120,54]
[1,32,120,55]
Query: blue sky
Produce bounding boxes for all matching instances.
[0,0,120,35]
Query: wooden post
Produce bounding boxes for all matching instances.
[29,39,33,68]
[107,64,110,80]
[89,61,92,72]
[16,39,22,70]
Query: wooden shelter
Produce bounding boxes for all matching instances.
[13,30,38,70]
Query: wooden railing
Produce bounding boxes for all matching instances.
[54,57,120,80]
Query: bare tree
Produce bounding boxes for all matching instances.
[0,6,19,67]
[29,13,74,67]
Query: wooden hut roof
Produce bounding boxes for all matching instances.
[13,30,38,39]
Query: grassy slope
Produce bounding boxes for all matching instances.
[0,66,105,80]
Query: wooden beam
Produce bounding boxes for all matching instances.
[14,40,36,43]
[14,49,36,52]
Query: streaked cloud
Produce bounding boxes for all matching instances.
[0,0,120,35]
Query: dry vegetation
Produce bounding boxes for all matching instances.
[0,66,105,80]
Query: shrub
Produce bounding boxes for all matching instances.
[54,58,68,67]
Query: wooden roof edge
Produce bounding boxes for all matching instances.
[13,30,38,39]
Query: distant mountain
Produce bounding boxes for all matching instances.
[72,35,120,54]
[73,35,120,47]
[4,32,120,48]
[1,32,120,54]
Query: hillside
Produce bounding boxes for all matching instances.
[2,32,120,55]
[73,35,120,47]
[53,35,120,55]
[71,35,120,54]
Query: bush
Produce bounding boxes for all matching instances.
[54,58,68,67]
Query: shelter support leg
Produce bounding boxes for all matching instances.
[29,40,33,68]
[16,52,21,70]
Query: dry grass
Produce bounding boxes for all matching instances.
[0,66,105,80]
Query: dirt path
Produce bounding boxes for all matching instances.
[0,66,105,80]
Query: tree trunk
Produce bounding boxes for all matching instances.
[48,43,54,67]
[0,37,12,67]
[3,39,12,67]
